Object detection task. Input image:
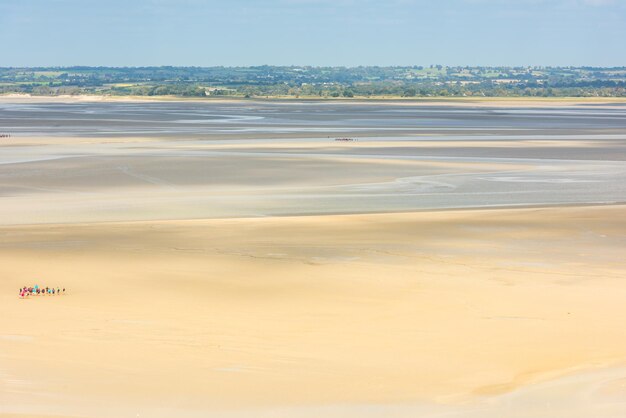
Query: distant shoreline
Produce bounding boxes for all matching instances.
[3,93,626,107]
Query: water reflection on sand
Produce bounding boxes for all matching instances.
[0,100,625,224]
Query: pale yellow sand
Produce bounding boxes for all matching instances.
[1,205,625,417]
[3,93,626,108]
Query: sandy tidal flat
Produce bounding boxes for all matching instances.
[1,98,626,417]
[1,206,626,417]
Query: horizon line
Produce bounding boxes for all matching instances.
[3,65,626,69]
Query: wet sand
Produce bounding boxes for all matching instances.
[0,133,624,224]
[1,98,625,417]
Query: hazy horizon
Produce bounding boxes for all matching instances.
[1,0,625,67]
[2,64,626,69]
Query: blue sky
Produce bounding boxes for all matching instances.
[0,0,624,67]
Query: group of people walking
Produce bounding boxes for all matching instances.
[0,133,11,138]
[19,285,65,298]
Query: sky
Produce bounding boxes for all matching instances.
[0,0,625,67]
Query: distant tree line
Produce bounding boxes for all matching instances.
[1,66,625,98]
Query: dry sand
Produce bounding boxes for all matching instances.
[1,206,626,417]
